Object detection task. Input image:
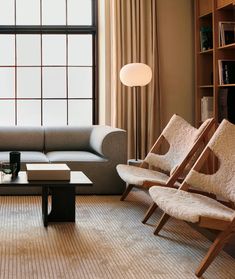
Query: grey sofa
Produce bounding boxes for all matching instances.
[0,126,127,195]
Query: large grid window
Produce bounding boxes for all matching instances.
[0,0,97,126]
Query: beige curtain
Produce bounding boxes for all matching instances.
[110,0,161,159]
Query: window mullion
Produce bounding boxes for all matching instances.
[0,0,97,126]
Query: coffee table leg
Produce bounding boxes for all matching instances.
[42,186,48,227]
[48,186,75,223]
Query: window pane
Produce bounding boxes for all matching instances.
[42,35,66,65]
[43,100,67,126]
[68,67,92,98]
[0,100,15,125]
[0,35,15,66]
[16,0,40,25]
[17,100,41,126]
[42,0,66,25]
[17,35,41,66]
[68,35,92,66]
[0,68,15,98]
[0,0,14,25]
[68,100,92,125]
[17,68,41,98]
[67,0,92,25]
[43,67,66,98]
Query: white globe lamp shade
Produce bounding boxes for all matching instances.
[120,63,152,87]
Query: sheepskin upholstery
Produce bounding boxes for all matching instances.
[116,115,212,188]
[185,120,235,202]
[145,115,212,174]
[149,186,235,223]
[116,164,181,186]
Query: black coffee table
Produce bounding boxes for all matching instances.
[0,171,92,227]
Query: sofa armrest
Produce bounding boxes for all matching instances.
[90,125,127,163]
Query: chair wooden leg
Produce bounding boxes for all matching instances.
[142,202,158,224]
[154,212,170,235]
[195,229,233,277]
[120,184,134,201]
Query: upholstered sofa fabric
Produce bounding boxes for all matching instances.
[0,125,127,195]
[46,151,107,163]
[0,127,44,151]
[0,151,49,163]
[44,126,92,152]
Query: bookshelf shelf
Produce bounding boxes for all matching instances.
[217,2,234,11]
[195,0,235,127]
[218,43,235,50]
[199,11,213,18]
[199,85,214,88]
[199,49,214,54]
[219,84,235,87]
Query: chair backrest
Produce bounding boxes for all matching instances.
[144,114,213,174]
[185,119,235,202]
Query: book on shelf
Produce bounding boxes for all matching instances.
[218,60,235,85]
[219,21,235,47]
[218,89,228,122]
[201,96,213,122]
[218,88,235,124]
[200,26,213,51]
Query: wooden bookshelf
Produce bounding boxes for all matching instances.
[195,0,235,127]
[218,42,235,49]
[199,85,214,88]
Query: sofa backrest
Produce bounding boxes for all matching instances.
[44,126,93,152]
[0,126,44,151]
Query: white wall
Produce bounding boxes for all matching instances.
[157,0,195,127]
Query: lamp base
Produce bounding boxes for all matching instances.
[128,159,143,167]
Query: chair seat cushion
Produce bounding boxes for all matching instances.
[46,151,106,163]
[149,186,235,223]
[0,151,49,163]
[116,164,181,186]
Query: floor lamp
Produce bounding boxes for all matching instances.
[120,63,152,162]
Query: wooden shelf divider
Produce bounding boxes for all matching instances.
[195,0,235,127]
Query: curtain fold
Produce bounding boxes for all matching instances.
[110,0,160,159]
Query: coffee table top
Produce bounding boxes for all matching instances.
[0,171,92,186]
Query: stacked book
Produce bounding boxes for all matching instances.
[218,88,235,124]
[219,21,235,47]
[201,96,213,122]
[26,164,71,181]
[218,60,235,85]
[200,26,213,51]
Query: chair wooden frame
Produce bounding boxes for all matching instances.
[144,145,235,277]
[120,118,215,202]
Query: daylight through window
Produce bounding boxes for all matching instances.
[0,0,97,126]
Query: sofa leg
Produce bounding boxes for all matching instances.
[120,184,134,201]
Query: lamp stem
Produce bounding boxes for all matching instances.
[135,86,138,161]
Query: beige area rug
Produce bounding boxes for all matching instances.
[0,191,234,279]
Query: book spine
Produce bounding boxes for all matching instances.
[218,89,228,122]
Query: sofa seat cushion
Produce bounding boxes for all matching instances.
[0,151,49,163]
[46,151,107,163]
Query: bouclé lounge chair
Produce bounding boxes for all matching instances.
[147,119,235,277]
[116,114,215,202]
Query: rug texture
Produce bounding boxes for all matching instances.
[0,191,234,279]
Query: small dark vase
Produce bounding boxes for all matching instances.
[9,151,21,177]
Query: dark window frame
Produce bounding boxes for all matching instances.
[0,0,98,125]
